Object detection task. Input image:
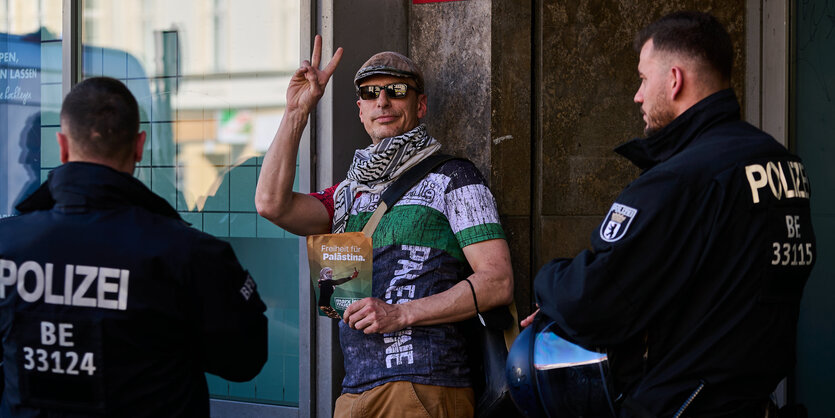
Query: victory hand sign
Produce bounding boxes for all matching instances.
[287,34,344,114]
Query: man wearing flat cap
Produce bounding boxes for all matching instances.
[256,36,513,417]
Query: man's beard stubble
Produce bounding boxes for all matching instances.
[643,94,676,137]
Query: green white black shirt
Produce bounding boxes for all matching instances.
[311,158,506,392]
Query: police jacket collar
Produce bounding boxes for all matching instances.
[16,162,181,220]
[614,89,740,171]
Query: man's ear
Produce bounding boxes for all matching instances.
[357,99,365,123]
[57,131,70,163]
[670,66,684,100]
[416,94,427,120]
[134,131,146,162]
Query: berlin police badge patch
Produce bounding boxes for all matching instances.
[600,203,638,242]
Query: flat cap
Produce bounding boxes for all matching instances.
[354,51,424,93]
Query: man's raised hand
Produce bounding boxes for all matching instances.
[286,34,344,114]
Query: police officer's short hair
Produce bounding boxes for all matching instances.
[634,11,733,82]
[60,76,140,160]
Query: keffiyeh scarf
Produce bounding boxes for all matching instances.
[332,124,441,233]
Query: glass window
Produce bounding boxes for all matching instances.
[0,0,62,38]
[1,0,62,217]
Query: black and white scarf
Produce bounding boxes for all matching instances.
[332,124,441,233]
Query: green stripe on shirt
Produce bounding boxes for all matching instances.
[455,223,506,248]
[347,204,502,262]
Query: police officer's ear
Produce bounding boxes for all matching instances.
[133,131,146,163]
[670,66,684,101]
[56,131,70,164]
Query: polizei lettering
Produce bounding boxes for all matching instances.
[0,259,129,310]
[745,160,811,204]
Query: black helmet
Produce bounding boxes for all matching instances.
[505,318,616,418]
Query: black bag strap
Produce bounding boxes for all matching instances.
[361,153,457,236]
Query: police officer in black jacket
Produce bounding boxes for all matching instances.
[525,11,816,417]
[0,77,268,417]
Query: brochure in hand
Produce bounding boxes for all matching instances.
[306,231,373,319]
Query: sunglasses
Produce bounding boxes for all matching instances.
[357,83,420,100]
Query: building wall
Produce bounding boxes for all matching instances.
[409,0,745,320]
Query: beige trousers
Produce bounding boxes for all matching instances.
[333,381,474,418]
